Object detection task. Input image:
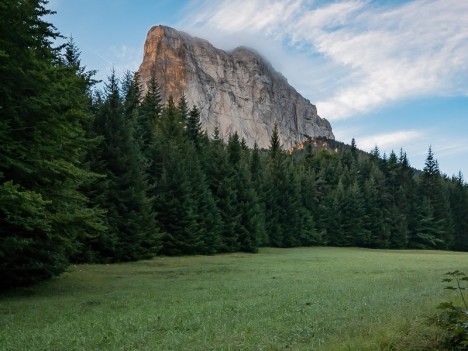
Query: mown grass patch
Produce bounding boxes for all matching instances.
[1,247,467,350]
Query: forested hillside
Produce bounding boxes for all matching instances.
[1,0,467,288]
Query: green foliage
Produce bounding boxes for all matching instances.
[2,0,468,289]
[87,71,160,261]
[185,105,203,147]
[437,271,468,349]
[0,0,105,287]
[205,133,240,252]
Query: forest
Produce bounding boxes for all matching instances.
[1,0,468,289]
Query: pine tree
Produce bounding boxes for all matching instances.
[90,71,160,261]
[264,130,306,247]
[346,180,371,246]
[159,95,184,141]
[62,38,108,263]
[139,68,162,154]
[63,37,98,93]
[326,181,346,246]
[0,0,104,287]
[370,145,380,159]
[449,172,468,251]
[177,94,189,124]
[420,147,454,248]
[298,164,323,246]
[264,126,285,246]
[185,145,223,254]
[410,197,444,249]
[350,138,358,160]
[186,105,204,147]
[269,122,281,160]
[228,133,261,252]
[250,142,268,245]
[205,133,240,252]
[155,144,202,255]
[384,151,409,248]
[363,172,389,247]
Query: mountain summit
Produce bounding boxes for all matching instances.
[138,25,334,149]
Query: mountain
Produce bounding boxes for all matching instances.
[138,25,334,149]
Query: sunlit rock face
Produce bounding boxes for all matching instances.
[138,25,334,149]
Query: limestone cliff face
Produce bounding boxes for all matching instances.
[138,25,334,149]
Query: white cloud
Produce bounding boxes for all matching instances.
[356,130,424,153]
[181,0,468,121]
[184,0,302,35]
[312,0,468,120]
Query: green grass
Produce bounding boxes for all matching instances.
[1,247,468,350]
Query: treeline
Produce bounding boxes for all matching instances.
[1,0,468,288]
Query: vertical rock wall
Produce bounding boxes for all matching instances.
[138,25,334,149]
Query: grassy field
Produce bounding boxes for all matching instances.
[1,247,468,351]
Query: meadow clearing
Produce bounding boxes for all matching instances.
[1,247,468,350]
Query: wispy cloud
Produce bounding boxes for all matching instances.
[111,45,142,72]
[181,0,468,121]
[356,130,424,153]
[183,0,301,36]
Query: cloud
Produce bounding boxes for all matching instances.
[181,0,468,121]
[312,0,468,120]
[111,45,142,72]
[355,130,424,153]
[183,0,302,36]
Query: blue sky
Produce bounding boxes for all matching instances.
[49,0,468,178]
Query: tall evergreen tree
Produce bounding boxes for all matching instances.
[139,68,162,154]
[449,172,468,251]
[205,132,240,252]
[160,95,184,141]
[177,94,189,123]
[410,197,444,248]
[90,71,160,261]
[154,144,202,255]
[250,142,268,245]
[185,145,223,254]
[227,133,262,252]
[0,0,104,287]
[186,105,204,147]
[421,147,454,248]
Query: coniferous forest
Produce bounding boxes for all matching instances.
[1,0,468,289]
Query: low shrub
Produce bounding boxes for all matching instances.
[437,270,468,350]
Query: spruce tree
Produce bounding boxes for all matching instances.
[363,173,389,247]
[449,172,468,251]
[264,126,285,246]
[186,105,204,147]
[250,143,268,245]
[264,130,305,247]
[421,147,454,248]
[326,181,346,246]
[139,69,162,155]
[177,94,189,123]
[345,180,371,246]
[228,133,262,252]
[91,71,160,261]
[155,146,202,255]
[205,132,240,252]
[185,145,223,254]
[160,96,184,141]
[0,0,104,287]
[410,197,444,248]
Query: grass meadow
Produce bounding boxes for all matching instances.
[1,247,468,350]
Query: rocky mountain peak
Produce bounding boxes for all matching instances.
[138,25,334,149]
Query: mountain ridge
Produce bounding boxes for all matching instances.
[138,25,334,149]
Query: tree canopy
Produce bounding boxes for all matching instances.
[1,0,467,289]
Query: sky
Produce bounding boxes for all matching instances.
[48,0,468,178]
